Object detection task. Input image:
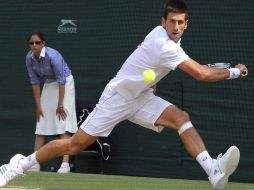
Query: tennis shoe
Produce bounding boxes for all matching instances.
[28,163,40,172]
[209,146,240,190]
[57,162,70,173]
[0,154,25,187]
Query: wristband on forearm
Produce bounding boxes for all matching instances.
[227,68,240,79]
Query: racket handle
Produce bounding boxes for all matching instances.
[241,69,248,76]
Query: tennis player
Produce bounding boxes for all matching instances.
[0,0,248,189]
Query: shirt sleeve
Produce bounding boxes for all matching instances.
[159,41,190,70]
[26,56,40,84]
[50,51,66,85]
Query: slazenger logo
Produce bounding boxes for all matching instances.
[57,19,77,33]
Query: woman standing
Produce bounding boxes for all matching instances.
[26,31,77,173]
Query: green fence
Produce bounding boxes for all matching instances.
[0,0,253,183]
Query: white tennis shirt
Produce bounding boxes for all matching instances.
[107,26,190,100]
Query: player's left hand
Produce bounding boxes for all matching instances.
[56,106,67,121]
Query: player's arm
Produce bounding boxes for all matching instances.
[178,59,247,82]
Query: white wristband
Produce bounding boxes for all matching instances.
[227,68,240,79]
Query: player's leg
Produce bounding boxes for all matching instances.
[28,134,46,171]
[130,95,210,171]
[35,129,96,164]
[155,105,206,157]
[0,129,97,187]
[157,106,240,189]
[129,90,206,158]
[130,93,239,189]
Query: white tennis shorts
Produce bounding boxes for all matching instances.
[80,86,171,137]
[35,75,78,135]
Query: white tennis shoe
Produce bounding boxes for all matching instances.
[28,163,40,172]
[0,154,25,187]
[209,146,240,190]
[57,162,70,173]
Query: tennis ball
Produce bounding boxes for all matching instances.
[143,69,156,83]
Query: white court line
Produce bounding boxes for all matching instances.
[1,186,41,190]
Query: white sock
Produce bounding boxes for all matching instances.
[196,150,213,176]
[19,152,39,172]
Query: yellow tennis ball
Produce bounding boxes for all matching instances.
[143,69,156,83]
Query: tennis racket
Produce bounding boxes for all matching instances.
[207,63,248,76]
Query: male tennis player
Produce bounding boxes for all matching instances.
[0,0,248,189]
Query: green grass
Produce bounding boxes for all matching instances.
[2,172,254,190]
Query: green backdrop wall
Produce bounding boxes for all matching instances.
[0,0,253,183]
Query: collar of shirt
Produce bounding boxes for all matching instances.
[176,38,182,46]
[40,47,46,58]
[31,46,46,60]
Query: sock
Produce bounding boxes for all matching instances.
[196,150,213,176]
[19,152,39,172]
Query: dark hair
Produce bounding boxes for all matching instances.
[163,0,188,20]
[26,31,45,42]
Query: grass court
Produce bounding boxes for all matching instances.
[2,172,254,190]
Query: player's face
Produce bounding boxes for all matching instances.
[28,35,45,57]
[161,12,188,42]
